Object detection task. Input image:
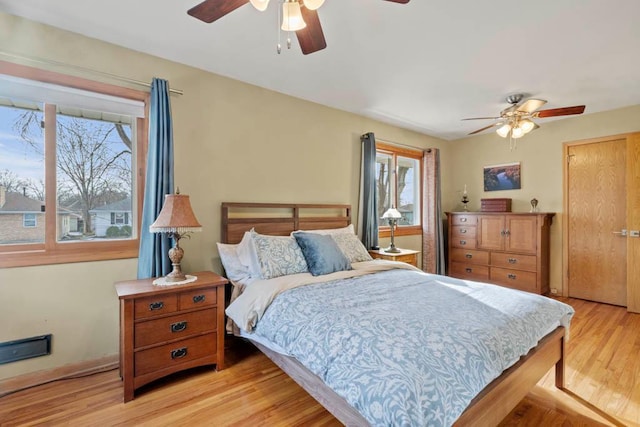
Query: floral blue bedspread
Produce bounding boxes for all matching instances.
[250,269,574,426]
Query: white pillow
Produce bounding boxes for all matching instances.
[292,224,355,236]
[216,242,251,284]
[236,231,262,279]
[331,232,373,263]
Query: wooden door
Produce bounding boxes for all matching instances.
[478,215,504,250]
[567,138,627,306]
[505,215,537,254]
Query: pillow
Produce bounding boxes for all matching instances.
[216,242,251,284]
[250,231,309,279]
[292,224,355,236]
[236,230,262,278]
[331,232,373,263]
[293,232,352,276]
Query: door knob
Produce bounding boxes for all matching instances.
[612,229,628,237]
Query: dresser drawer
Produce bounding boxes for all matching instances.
[134,294,178,320]
[135,333,217,376]
[451,237,477,249]
[180,288,217,310]
[490,267,537,293]
[450,248,489,265]
[134,308,217,348]
[450,262,489,281]
[491,253,537,272]
[451,225,477,239]
[451,214,477,226]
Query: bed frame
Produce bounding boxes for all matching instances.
[221,202,566,426]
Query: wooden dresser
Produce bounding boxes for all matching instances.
[115,271,227,402]
[446,212,554,294]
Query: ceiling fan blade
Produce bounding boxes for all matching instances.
[462,116,500,121]
[296,7,327,55]
[517,99,547,114]
[384,0,411,3]
[468,122,501,135]
[536,105,586,118]
[188,0,249,23]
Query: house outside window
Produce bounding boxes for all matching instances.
[375,142,422,237]
[23,213,36,227]
[0,61,148,268]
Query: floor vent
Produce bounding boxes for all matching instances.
[0,334,52,364]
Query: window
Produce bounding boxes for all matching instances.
[0,61,148,268]
[375,142,422,236]
[23,213,37,228]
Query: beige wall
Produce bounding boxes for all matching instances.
[446,105,640,295]
[0,13,445,380]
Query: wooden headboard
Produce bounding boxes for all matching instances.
[221,202,351,244]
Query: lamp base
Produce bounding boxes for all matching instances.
[165,243,186,282]
[384,246,401,254]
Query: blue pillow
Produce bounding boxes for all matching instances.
[293,232,352,276]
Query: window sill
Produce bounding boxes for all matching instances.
[0,241,139,268]
[379,225,422,238]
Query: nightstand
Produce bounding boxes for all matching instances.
[369,248,420,267]
[114,271,227,402]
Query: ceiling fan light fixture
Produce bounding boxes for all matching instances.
[250,0,270,12]
[496,123,511,138]
[511,126,525,139]
[519,118,535,134]
[281,0,307,31]
[303,0,325,10]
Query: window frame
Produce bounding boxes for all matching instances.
[376,142,423,238]
[0,61,149,268]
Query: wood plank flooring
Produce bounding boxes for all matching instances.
[0,297,638,426]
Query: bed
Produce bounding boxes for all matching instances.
[219,202,574,426]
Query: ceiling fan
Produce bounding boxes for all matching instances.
[463,94,586,144]
[187,0,411,55]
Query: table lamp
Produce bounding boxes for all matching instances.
[382,207,402,253]
[149,191,202,282]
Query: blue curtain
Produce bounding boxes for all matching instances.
[359,132,379,250]
[137,78,174,279]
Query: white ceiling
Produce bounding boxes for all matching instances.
[2,0,640,140]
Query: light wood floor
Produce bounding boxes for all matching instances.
[1,297,638,426]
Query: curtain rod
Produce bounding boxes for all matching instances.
[0,51,184,96]
[369,134,428,152]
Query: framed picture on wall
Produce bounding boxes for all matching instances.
[483,162,521,191]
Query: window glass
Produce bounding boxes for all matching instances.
[55,112,134,242]
[396,156,420,226]
[375,152,392,220]
[0,103,45,245]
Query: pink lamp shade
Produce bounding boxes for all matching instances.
[149,194,202,234]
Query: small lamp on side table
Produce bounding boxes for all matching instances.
[382,207,402,253]
[150,191,202,283]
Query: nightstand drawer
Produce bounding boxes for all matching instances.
[135,333,217,376]
[491,253,537,272]
[134,295,178,319]
[180,288,217,310]
[450,248,489,265]
[134,308,217,348]
[450,262,489,281]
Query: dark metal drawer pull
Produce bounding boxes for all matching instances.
[149,301,164,311]
[171,321,187,333]
[508,258,517,264]
[508,273,517,280]
[170,347,188,360]
[459,240,467,245]
[465,253,473,259]
[192,294,206,303]
[465,268,472,273]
